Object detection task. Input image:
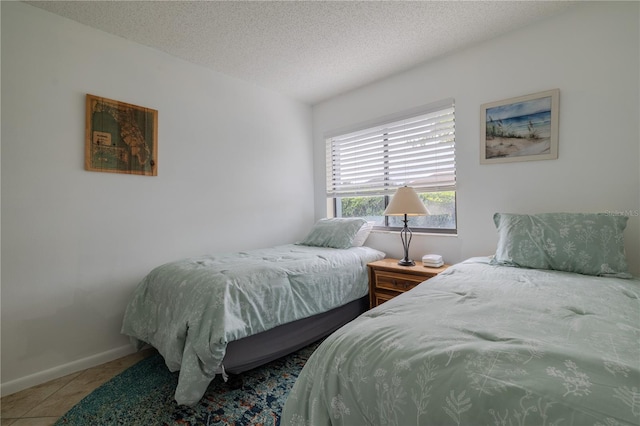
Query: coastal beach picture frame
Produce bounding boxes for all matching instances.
[85,94,158,176]
[480,89,559,164]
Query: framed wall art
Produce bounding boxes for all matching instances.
[480,89,559,164]
[85,94,158,176]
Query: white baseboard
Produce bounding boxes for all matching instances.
[1,344,136,397]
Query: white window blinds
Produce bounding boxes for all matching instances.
[326,100,455,198]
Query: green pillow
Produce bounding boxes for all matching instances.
[491,212,631,278]
[298,218,366,249]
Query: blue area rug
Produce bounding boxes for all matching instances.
[55,341,320,425]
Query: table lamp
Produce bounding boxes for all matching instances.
[383,186,429,266]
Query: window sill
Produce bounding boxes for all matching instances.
[371,229,458,237]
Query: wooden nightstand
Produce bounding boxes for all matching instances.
[367,258,450,308]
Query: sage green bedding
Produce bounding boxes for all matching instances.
[121,244,384,406]
[282,257,640,426]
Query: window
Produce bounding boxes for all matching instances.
[326,99,456,233]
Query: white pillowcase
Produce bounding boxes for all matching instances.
[351,221,375,247]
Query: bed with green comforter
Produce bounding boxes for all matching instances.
[282,257,640,426]
[121,243,384,406]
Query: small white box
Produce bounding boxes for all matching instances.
[422,254,444,267]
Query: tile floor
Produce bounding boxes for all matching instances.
[1,348,156,426]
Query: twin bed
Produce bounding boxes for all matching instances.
[282,257,639,425]
[282,212,639,425]
[121,218,383,406]
[122,212,638,425]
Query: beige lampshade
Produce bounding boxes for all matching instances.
[383,186,429,216]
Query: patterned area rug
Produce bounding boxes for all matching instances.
[55,341,320,425]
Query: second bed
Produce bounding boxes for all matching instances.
[121,218,384,406]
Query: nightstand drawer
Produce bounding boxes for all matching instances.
[373,292,397,306]
[374,271,427,292]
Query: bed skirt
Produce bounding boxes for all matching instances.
[222,295,368,374]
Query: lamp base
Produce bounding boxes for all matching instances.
[397,258,415,267]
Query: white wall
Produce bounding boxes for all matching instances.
[1,2,313,394]
[313,2,640,276]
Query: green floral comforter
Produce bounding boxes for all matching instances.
[283,257,640,426]
[121,244,384,406]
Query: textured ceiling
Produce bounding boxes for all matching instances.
[26,1,576,105]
